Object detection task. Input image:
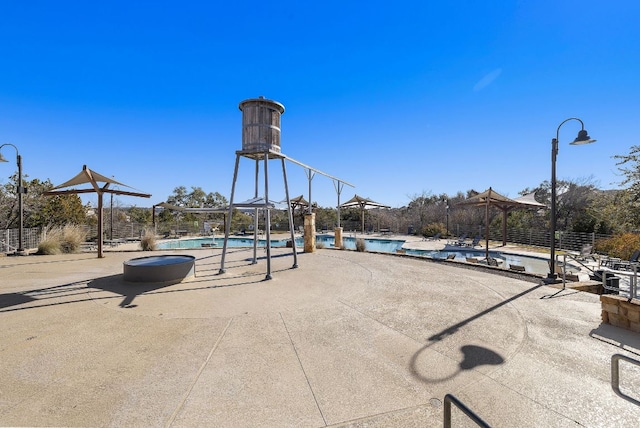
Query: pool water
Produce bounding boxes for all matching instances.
[158,237,298,249]
[317,235,405,252]
[404,248,551,275]
[157,236,551,275]
[158,235,406,253]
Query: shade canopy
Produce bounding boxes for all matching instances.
[456,187,546,259]
[288,195,309,209]
[340,194,391,233]
[44,165,151,258]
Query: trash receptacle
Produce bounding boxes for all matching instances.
[408,226,415,235]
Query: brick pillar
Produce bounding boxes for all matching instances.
[334,227,343,249]
[304,213,316,253]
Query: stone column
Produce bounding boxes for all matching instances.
[334,226,343,249]
[304,213,316,253]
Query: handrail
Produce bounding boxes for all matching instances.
[611,354,640,406]
[443,394,491,428]
[599,264,638,299]
[562,252,638,299]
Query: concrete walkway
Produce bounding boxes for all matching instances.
[1,246,639,427]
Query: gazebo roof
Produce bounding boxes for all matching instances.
[340,194,390,209]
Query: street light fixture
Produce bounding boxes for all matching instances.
[0,143,25,254]
[547,118,596,281]
[445,200,450,237]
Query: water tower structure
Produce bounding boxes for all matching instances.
[219,97,298,279]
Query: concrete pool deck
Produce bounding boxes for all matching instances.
[1,244,639,427]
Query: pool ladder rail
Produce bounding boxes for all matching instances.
[612,354,640,406]
[443,354,640,426]
[443,394,491,427]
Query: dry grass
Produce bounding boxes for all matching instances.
[355,238,366,252]
[37,225,88,255]
[140,230,157,251]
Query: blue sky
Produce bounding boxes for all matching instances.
[1,1,639,209]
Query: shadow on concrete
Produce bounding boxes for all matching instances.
[0,292,37,309]
[409,283,544,383]
[590,323,640,355]
[0,257,297,313]
[539,288,581,299]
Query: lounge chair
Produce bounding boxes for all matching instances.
[447,234,467,246]
[509,264,526,272]
[487,257,499,267]
[464,236,482,248]
[574,244,595,261]
[612,249,640,271]
[423,232,441,241]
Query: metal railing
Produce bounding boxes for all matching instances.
[1,227,41,253]
[443,394,491,428]
[611,354,640,406]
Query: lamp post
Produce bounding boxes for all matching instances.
[547,118,596,281]
[445,200,450,237]
[0,143,24,254]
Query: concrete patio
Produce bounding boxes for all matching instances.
[1,246,639,427]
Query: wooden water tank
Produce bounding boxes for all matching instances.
[239,96,285,153]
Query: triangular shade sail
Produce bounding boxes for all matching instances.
[51,167,129,190]
[44,165,151,258]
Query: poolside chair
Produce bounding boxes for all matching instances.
[574,244,595,261]
[423,232,441,241]
[487,257,499,267]
[464,236,482,248]
[509,264,526,272]
[612,249,640,271]
[448,233,467,246]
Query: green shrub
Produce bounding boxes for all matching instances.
[595,233,640,259]
[355,238,366,252]
[140,230,157,251]
[421,223,446,239]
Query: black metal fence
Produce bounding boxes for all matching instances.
[1,223,614,256]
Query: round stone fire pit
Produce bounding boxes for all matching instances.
[123,255,196,283]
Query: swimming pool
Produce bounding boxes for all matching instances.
[157,236,551,275]
[157,235,406,253]
[404,248,552,275]
[158,237,297,249]
[317,235,406,252]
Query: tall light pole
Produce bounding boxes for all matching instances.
[445,200,450,237]
[547,118,596,281]
[0,143,24,254]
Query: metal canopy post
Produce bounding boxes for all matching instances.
[281,157,298,268]
[219,154,241,274]
[264,152,272,280]
[334,180,344,228]
[252,158,259,264]
[305,168,315,214]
